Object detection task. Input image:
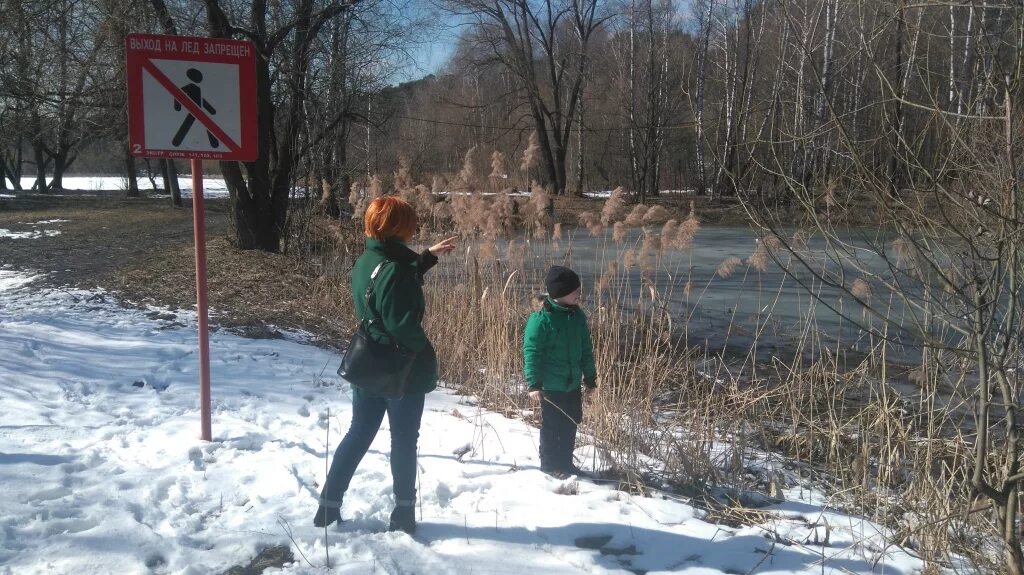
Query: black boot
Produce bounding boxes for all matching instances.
[388,505,416,534]
[314,504,341,528]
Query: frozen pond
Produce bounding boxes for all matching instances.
[450,226,922,365]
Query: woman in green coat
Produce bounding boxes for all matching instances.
[315,196,456,534]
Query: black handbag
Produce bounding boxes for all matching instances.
[337,261,416,398]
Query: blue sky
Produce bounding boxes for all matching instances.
[383,2,462,83]
[408,38,456,79]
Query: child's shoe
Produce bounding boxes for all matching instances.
[542,467,571,480]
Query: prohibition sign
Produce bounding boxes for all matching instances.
[126,34,257,162]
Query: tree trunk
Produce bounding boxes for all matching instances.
[887,1,907,199]
[694,0,714,197]
[318,10,353,217]
[163,160,182,206]
[31,106,47,191]
[332,131,351,217]
[959,5,975,115]
[209,2,279,251]
[32,141,47,192]
[124,145,140,197]
[531,112,560,192]
[551,138,568,196]
[12,142,24,190]
[50,150,68,191]
[717,4,739,200]
[650,0,671,199]
[49,136,79,191]
[628,0,640,200]
[574,87,585,197]
[800,0,836,192]
[5,142,24,190]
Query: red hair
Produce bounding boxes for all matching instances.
[364,196,417,241]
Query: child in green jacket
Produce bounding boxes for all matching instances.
[523,265,598,478]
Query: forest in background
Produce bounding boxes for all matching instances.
[3,1,1020,238]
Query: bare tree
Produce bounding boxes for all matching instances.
[443,0,609,195]
[305,0,425,217]
[201,0,362,251]
[691,0,714,196]
[615,0,681,203]
[748,1,1024,571]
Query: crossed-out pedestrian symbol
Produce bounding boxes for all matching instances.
[172,68,219,148]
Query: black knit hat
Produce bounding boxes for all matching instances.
[545,265,581,299]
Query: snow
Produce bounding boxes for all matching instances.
[21,219,70,225]
[0,229,62,239]
[0,269,923,574]
[0,219,67,240]
[16,176,230,198]
[583,190,695,199]
[440,190,531,197]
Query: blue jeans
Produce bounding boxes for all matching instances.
[318,388,425,509]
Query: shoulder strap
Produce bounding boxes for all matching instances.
[363,261,399,347]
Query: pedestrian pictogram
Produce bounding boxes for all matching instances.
[125,34,257,161]
[173,68,219,148]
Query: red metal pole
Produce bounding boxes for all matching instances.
[192,159,212,441]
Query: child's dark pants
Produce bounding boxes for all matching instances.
[539,387,583,472]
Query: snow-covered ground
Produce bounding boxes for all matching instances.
[15,176,229,198]
[0,219,67,240]
[0,269,922,574]
[583,190,695,199]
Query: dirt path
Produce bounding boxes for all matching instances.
[1,193,221,286]
[0,192,351,347]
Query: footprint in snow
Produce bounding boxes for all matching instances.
[188,446,206,471]
[19,340,41,359]
[224,433,269,451]
[27,486,72,502]
[435,482,455,507]
[47,507,81,520]
[59,461,89,475]
[145,553,167,570]
[43,517,99,535]
[151,476,175,504]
